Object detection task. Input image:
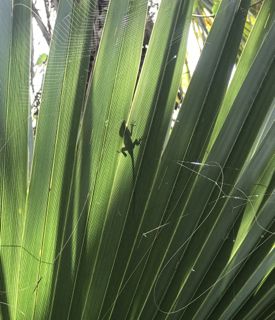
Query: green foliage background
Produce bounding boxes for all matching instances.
[0,0,274,319]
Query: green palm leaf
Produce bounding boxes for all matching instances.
[0,0,274,319]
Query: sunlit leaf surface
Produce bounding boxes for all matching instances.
[0,0,274,319]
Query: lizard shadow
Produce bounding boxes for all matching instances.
[117,120,142,182]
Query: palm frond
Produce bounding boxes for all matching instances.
[0,0,274,319]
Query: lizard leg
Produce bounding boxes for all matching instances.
[133,138,142,146]
[118,146,128,157]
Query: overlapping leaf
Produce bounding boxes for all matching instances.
[0,0,274,319]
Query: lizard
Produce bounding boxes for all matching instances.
[118,120,142,183]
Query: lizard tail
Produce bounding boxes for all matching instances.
[131,155,137,215]
[131,155,135,184]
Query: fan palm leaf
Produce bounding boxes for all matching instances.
[0,0,274,319]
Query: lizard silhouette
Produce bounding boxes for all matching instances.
[118,120,142,182]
